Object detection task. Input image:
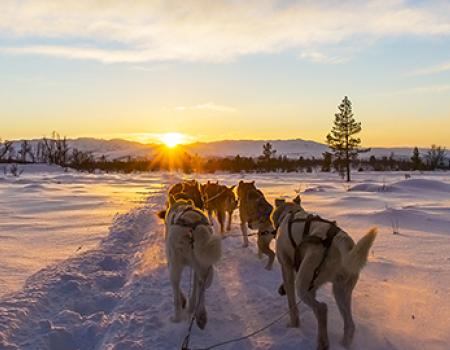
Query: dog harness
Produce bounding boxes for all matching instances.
[282,210,341,290]
[171,207,211,247]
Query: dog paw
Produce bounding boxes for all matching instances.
[340,328,355,348]
[317,339,329,350]
[196,311,208,330]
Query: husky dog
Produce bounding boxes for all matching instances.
[157,196,222,330]
[168,180,204,210]
[273,196,377,350]
[237,180,276,270]
[201,181,238,234]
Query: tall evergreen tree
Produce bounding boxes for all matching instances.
[326,96,369,181]
[261,142,276,160]
[411,147,422,170]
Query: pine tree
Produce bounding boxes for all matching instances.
[411,147,422,170]
[321,152,332,172]
[262,142,276,160]
[261,142,277,172]
[326,96,369,181]
[426,145,447,170]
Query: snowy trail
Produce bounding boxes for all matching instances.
[0,191,166,350]
[0,190,339,350]
[1,173,450,349]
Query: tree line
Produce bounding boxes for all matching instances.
[1,135,447,174]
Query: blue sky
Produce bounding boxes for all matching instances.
[0,0,449,146]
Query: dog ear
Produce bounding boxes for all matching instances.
[239,180,243,185]
[216,180,219,184]
[157,210,166,220]
[207,180,210,184]
[293,195,301,205]
[275,198,286,208]
[251,181,255,185]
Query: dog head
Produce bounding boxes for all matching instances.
[271,195,304,229]
[168,180,204,210]
[202,180,221,198]
[225,185,238,210]
[237,180,256,200]
[158,195,197,222]
[245,188,274,232]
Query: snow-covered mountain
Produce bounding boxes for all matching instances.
[185,139,426,159]
[7,137,426,160]
[185,139,327,158]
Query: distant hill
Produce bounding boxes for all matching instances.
[184,139,327,158]
[9,138,158,160]
[185,139,426,160]
[7,137,427,160]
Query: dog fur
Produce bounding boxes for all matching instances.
[169,180,204,210]
[201,181,237,234]
[158,196,222,330]
[237,180,276,270]
[273,196,377,349]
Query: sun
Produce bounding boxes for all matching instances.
[159,132,186,148]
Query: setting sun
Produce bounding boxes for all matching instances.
[159,132,186,148]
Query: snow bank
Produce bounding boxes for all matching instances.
[0,197,161,350]
[349,178,450,194]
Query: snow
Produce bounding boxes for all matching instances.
[0,169,449,349]
[0,164,168,296]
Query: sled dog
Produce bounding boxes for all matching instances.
[157,196,221,330]
[273,196,377,349]
[201,181,238,234]
[237,180,276,270]
[168,180,204,210]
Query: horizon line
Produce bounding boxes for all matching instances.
[3,135,447,149]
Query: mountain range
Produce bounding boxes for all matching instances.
[7,137,425,160]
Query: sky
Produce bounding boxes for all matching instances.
[0,0,449,147]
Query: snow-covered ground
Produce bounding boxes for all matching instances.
[0,167,449,349]
[0,165,172,296]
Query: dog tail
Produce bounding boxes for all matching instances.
[342,227,377,275]
[193,226,222,267]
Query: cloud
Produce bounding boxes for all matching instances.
[299,51,348,64]
[410,61,450,76]
[387,84,450,95]
[175,102,236,113]
[0,0,449,64]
